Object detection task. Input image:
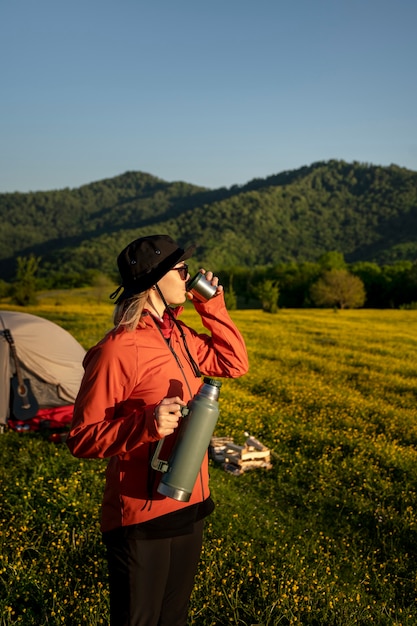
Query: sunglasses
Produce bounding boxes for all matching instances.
[171,264,188,280]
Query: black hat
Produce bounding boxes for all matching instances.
[110,234,195,303]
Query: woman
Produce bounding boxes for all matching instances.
[66,234,249,626]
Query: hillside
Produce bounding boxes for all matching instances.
[1,160,417,281]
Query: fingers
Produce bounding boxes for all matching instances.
[186,269,223,300]
[154,396,186,438]
[199,269,224,295]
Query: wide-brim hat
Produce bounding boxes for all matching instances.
[110,234,195,303]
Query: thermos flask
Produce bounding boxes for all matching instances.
[151,377,222,501]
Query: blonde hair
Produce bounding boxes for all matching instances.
[113,289,151,331]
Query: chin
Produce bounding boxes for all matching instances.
[172,295,186,305]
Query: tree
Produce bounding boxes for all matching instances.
[350,261,385,307]
[310,269,365,309]
[318,251,346,271]
[254,279,279,313]
[0,279,10,299]
[223,274,237,310]
[273,261,321,307]
[10,255,41,306]
[92,272,116,303]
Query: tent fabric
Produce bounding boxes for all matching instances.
[0,310,86,426]
[8,405,76,434]
[0,337,10,426]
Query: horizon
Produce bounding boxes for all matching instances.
[0,158,415,196]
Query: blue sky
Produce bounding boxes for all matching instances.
[1,0,416,193]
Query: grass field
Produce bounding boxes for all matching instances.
[1,294,417,625]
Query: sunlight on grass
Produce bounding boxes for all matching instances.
[1,297,417,624]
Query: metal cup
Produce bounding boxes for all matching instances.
[186,272,217,302]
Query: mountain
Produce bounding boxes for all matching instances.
[1,160,416,282]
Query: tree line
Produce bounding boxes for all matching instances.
[216,251,417,311]
[3,251,417,311]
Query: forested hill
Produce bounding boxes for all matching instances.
[1,160,417,282]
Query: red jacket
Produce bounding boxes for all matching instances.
[67,294,248,532]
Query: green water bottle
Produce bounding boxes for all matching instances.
[151,377,222,502]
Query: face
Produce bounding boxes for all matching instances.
[155,263,190,308]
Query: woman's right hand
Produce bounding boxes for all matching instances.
[154,396,186,437]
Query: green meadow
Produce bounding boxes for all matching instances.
[1,294,417,625]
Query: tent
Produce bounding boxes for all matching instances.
[0,310,86,432]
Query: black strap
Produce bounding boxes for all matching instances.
[0,316,21,378]
[155,286,202,378]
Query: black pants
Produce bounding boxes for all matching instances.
[104,519,204,626]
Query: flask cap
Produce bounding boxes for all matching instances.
[203,377,222,388]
